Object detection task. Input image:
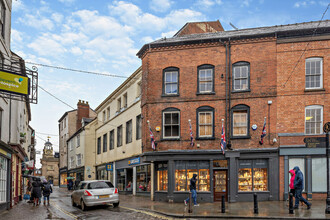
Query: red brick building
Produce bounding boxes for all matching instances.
[137,20,330,203]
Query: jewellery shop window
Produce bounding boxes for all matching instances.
[136,165,151,192]
[238,160,268,192]
[157,162,168,191]
[175,161,210,192]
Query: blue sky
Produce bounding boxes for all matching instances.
[11,0,329,167]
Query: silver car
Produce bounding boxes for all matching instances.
[71,180,119,211]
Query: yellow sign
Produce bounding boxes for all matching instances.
[0,70,29,95]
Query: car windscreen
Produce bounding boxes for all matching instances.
[87,181,114,189]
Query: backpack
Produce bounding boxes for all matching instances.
[43,183,51,192]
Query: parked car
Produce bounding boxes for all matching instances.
[71,180,119,211]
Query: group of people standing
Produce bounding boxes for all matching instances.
[27,178,53,206]
[289,166,312,210]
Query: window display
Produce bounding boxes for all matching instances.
[312,158,326,192]
[60,173,67,186]
[117,169,125,191]
[157,163,168,191]
[238,160,268,192]
[136,165,151,192]
[175,161,210,192]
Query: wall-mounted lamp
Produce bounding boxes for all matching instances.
[221,74,224,79]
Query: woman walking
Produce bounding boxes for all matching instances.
[32,179,42,206]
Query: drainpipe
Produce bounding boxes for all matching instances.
[224,41,228,144]
[227,39,232,149]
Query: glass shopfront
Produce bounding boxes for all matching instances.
[117,169,125,191]
[238,160,268,192]
[157,162,168,191]
[0,156,8,203]
[136,165,151,192]
[175,161,210,191]
[60,173,67,186]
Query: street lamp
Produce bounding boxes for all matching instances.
[324,122,330,214]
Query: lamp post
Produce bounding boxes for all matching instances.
[324,122,330,214]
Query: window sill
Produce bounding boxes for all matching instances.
[230,135,251,140]
[304,88,325,92]
[196,92,215,95]
[161,94,180,97]
[161,138,180,141]
[231,89,251,93]
[195,137,215,140]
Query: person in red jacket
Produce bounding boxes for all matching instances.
[289,169,296,196]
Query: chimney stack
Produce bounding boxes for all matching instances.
[77,100,90,130]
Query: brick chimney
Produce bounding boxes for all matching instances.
[77,100,90,130]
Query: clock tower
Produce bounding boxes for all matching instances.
[43,138,54,157]
[40,137,59,185]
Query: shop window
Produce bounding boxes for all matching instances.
[97,137,101,154]
[232,62,250,91]
[312,158,326,192]
[136,165,151,192]
[97,168,108,180]
[175,161,210,191]
[126,120,132,144]
[117,169,125,191]
[103,133,107,152]
[289,158,305,192]
[136,114,142,140]
[231,104,250,138]
[162,108,180,139]
[117,125,122,147]
[163,67,179,95]
[109,130,114,150]
[197,64,214,94]
[157,162,168,191]
[238,160,268,192]
[197,106,214,138]
[305,57,323,89]
[305,105,323,135]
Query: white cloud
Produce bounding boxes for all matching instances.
[70,47,83,55]
[51,13,64,24]
[11,29,23,43]
[12,0,24,11]
[150,0,173,12]
[58,0,76,4]
[28,33,67,56]
[294,1,316,8]
[242,0,252,7]
[195,0,223,8]
[18,13,54,30]
[319,1,329,6]
[141,36,154,43]
[161,30,177,38]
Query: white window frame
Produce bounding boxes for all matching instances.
[305,57,323,89]
[163,111,180,139]
[305,105,323,135]
[198,68,213,93]
[107,107,110,120]
[68,140,73,151]
[198,111,213,137]
[76,134,80,147]
[233,64,249,91]
[164,71,178,95]
[69,156,74,168]
[233,111,248,136]
[76,154,81,166]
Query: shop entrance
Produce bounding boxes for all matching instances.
[213,170,227,201]
[126,168,133,192]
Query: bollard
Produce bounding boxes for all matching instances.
[254,193,258,214]
[289,193,294,214]
[221,195,225,213]
[188,192,193,213]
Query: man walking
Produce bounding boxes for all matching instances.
[184,174,199,206]
[293,166,311,209]
[42,179,53,205]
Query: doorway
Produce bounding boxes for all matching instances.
[213,170,227,201]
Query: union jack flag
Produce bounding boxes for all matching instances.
[259,117,266,145]
[149,126,156,150]
[189,120,194,147]
[220,123,226,154]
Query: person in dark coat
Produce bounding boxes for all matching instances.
[293,166,311,209]
[184,174,199,206]
[32,179,42,206]
[42,179,53,205]
[68,179,73,191]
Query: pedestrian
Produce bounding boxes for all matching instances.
[41,179,53,205]
[293,166,311,209]
[289,169,296,196]
[68,179,73,191]
[184,174,199,206]
[31,179,42,206]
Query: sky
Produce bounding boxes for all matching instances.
[10,0,329,167]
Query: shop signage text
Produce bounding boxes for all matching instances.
[304,137,326,148]
[0,70,29,95]
[128,157,140,166]
[106,163,113,171]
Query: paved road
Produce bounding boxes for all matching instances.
[1,187,170,220]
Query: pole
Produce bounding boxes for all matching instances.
[254,193,258,214]
[188,191,193,213]
[221,195,225,213]
[326,132,330,214]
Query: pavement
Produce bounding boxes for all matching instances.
[1,187,329,219]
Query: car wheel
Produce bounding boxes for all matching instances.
[71,197,76,207]
[113,202,119,208]
[81,200,88,211]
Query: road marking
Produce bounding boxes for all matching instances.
[50,201,78,219]
[121,206,174,220]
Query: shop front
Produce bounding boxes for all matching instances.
[59,168,67,187]
[143,149,279,203]
[67,166,85,188]
[115,157,150,196]
[96,163,114,182]
[0,141,12,212]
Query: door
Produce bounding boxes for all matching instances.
[213,170,227,201]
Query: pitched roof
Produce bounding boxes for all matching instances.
[137,20,330,57]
